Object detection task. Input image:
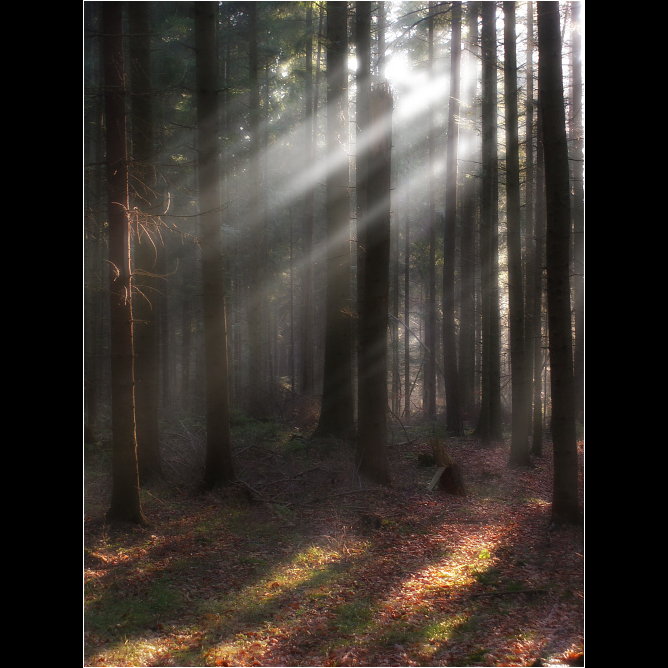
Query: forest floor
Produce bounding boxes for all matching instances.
[84,415,584,667]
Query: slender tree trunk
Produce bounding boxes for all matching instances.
[301,2,316,395]
[247,3,264,417]
[476,1,502,445]
[524,1,545,457]
[128,1,162,482]
[357,83,392,485]
[458,1,479,417]
[505,1,532,466]
[532,94,546,456]
[314,2,355,440]
[570,1,584,424]
[537,1,581,525]
[425,1,437,420]
[391,202,400,417]
[84,3,105,443]
[103,1,145,525]
[194,1,236,488]
[355,0,371,343]
[404,172,411,422]
[443,1,463,436]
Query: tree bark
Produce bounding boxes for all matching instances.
[524,2,546,457]
[301,2,316,396]
[84,1,105,444]
[476,1,503,445]
[424,1,437,420]
[532,94,547,456]
[357,82,392,485]
[314,2,355,440]
[128,1,162,482]
[355,0,371,345]
[442,1,463,436]
[103,1,145,525]
[569,1,585,424]
[537,1,582,525]
[247,3,264,417]
[458,1,479,417]
[194,1,236,488]
[505,1,532,466]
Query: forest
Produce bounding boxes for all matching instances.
[84,1,584,666]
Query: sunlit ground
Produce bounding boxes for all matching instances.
[84,438,584,667]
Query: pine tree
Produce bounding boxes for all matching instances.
[195,0,236,488]
[537,1,582,525]
[314,2,355,440]
[103,1,145,525]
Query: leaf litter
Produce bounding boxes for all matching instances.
[85,429,584,667]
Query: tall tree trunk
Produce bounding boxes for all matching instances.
[247,3,264,417]
[524,1,545,457]
[476,1,503,445]
[314,2,355,440]
[128,1,162,482]
[424,1,437,420]
[194,1,236,488]
[103,1,145,525]
[442,1,463,436]
[357,83,392,485]
[458,1,479,417]
[355,0,371,346]
[505,1,532,466]
[570,1,584,424]
[537,1,581,525]
[84,1,105,444]
[404,171,411,422]
[532,95,547,456]
[301,2,316,395]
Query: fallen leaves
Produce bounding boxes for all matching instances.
[84,435,584,667]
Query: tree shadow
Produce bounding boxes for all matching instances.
[84,439,583,667]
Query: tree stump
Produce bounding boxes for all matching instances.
[429,438,466,496]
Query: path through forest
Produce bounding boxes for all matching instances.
[84,424,584,667]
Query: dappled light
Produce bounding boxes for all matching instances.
[84,432,583,666]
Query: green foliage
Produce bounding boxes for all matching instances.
[332,599,376,636]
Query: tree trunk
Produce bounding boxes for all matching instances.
[425,1,437,420]
[569,1,584,424]
[247,3,264,417]
[476,1,503,445]
[194,1,236,488]
[532,95,547,456]
[357,83,392,486]
[102,1,145,525]
[524,2,545,457]
[458,1,479,417]
[314,2,355,440]
[404,176,411,422]
[301,3,316,396]
[128,1,162,482]
[504,1,532,467]
[442,1,463,436]
[537,1,581,525]
[355,0,371,350]
[84,1,105,444]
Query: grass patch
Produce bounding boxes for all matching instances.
[85,576,183,636]
[332,598,376,636]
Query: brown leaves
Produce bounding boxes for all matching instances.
[85,437,584,667]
